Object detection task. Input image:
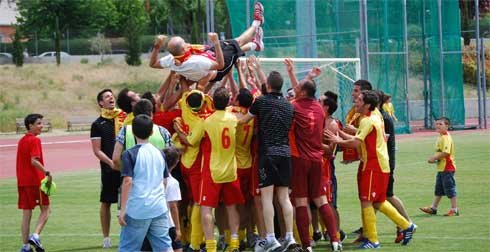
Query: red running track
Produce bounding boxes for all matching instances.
[0,134,99,179]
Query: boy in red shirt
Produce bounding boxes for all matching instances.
[16,114,53,252]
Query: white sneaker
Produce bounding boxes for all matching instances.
[253,1,265,25]
[255,238,281,252]
[253,26,264,51]
[331,241,342,251]
[102,237,112,249]
[279,237,298,252]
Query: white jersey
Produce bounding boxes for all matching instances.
[165,174,181,227]
[159,54,214,82]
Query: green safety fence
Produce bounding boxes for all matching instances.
[226,0,465,133]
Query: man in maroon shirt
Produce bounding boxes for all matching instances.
[286,64,341,251]
[16,114,52,252]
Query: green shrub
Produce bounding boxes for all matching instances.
[80,58,89,64]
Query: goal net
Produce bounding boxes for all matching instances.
[239,57,361,123]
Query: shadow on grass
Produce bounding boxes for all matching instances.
[51,246,116,252]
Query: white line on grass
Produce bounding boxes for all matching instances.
[0,140,89,148]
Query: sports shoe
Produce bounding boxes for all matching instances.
[351,227,363,234]
[19,246,32,252]
[339,230,347,243]
[279,237,298,252]
[252,26,264,52]
[28,235,44,252]
[255,238,281,252]
[401,223,417,246]
[419,206,437,215]
[253,1,264,25]
[358,240,380,249]
[302,247,312,252]
[352,234,367,244]
[312,231,322,242]
[218,236,227,251]
[247,233,260,248]
[444,209,459,216]
[394,229,404,243]
[102,237,112,248]
[331,241,343,251]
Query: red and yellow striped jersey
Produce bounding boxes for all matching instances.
[176,90,214,168]
[435,133,456,172]
[228,106,255,169]
[188,110,238,183]
[355,112,390,173]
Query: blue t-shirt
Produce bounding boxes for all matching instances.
[121,143,169,219]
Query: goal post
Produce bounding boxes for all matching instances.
[238,57,361,123]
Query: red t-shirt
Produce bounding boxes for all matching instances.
[153,109,182,135]
[291,97,325,161]
[16,133,45,187]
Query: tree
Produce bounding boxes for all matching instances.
[460,0,490,45]
[90,32,111,62]
[16,0,118,65]
[114,0,149,66]
[11,28,24,67]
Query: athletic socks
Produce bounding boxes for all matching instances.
[252,20,261,28]
[295,206,311,248]
[205,239,217,252]
[319,204,339,242]
[362,206,379,244]
[266,233,276,242]
[238,229,246,242]
[190,205,204,250]
[378,201,410,230]
[230,237,240,250]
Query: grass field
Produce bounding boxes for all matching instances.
[1,131,489,251]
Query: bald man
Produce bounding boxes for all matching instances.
[149,2,265,91]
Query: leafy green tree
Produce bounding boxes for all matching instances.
[16,0,118,65]
[11,27,24,67]
[90,32,111,62]
[115,0,149,66]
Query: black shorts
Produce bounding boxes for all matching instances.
[258,155,292,188]
[386,170,395,197]
[211,39,245,82]
[169,226,183,250]
[100,168,121,203]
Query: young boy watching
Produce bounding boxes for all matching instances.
[420,117,459,216]
[118,114,172,251]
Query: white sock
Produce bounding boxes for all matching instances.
[247,42,257,51]
[231,234,239,239]
[23,244,30,249]
[32,233,39,239]
[266,233,276,242]
[285,232,294,240]
[451,208,458,212]
[252,20,261,27]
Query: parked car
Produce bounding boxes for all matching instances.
[0,52,13,64]
[37,51,70,58]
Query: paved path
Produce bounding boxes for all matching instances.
[0,133,98,179]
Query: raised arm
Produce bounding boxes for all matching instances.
[150,35,168,69]
[208,33,224,70]
[236,59,248,89]
[249,55,267,86]
[284,58,299,89]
